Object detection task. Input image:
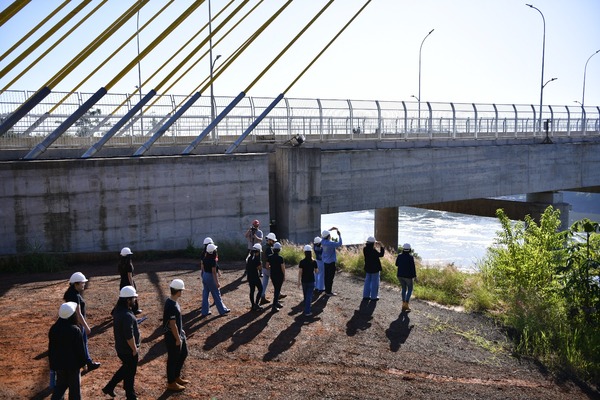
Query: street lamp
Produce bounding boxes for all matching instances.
[526,4,547,135]
[417,28,434,131]
[541,77,557,144]
[581,49,600,107]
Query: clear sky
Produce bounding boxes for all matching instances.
[1,0,599,107]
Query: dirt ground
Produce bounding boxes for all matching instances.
[0,258,597,400]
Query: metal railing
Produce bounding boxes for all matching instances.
[1,89,599,152]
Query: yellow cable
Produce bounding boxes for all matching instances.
[0,0,32,27]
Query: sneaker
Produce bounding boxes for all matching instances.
[134,309,143,315]
[252,304,263,311]
[101,386,116,398]
[201,311,212,317]
[271,306,281,313]
[304,312,313,317]
[325,292,338,297]
[87,361,101,372]
[259,297,270,305]
[176,377,190,385]
[220,309,231,315]
[275,302,283,308]
[167,382,186,392]
[279,294,288,299]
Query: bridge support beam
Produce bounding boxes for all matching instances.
[375,207,399,251]
[274,146,321,244]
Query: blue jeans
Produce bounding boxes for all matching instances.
[302,282,315,314]
[261,268,271,297]
[363,272,380,299]
[314,260,325,291]
[202,271,229,315]
[399,277,414,302]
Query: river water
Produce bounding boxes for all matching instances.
[321,192,600,272]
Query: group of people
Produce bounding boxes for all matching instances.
[47,220,418,399]
[48,247,190,400]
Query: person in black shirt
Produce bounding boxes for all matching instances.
[118,247,142,315]
[298,245,319,316]
[48,302,86,400]
[395,243,417,312]
[201,243,230,316]
[102,286,140,400]
[363,236,385,301]
[63,272,100,372]
[267,242,286,312]
[163,279,189,392]
[246,243,264,311]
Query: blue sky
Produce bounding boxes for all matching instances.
[1,0,599,107]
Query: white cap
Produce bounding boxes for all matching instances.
[120,247,133,256]
[203,237,214,245]
[252,243,262,251]
[120,285,138,298]
[321,230,331,238]
[69,272,88,284]
[313,237,322,244]
[170,279,185,290]
[303,244,312,252]
[273,242,282,250]
[58,302,78,319]
[266,232,277,241]
[367,236,376,243]
[403,243,412,251]
[207,243,218,254]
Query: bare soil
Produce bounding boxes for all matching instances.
[0,258,597,400]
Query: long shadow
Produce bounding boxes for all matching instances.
[227,310,274,352]
[203,310,263,351]
[263,314,307,362]
[218,273,245,296]
[30,387,52,400]
[90,315,113,337]
[385,311,413,352]
[346,299,377,336]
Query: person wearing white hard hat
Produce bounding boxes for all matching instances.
[312,236,325,294]
[163,279,188,392]
[48,302,86,400]
[363,236,385,301]
[118,247,142,315]
[321,227,343,297]
[259,232,277,305]
[63,272,101,373]
[298,245,319,316]
[267,242,286,312]
[245,243,264,311]
[395,243,417,312]
[201,243,230,316]
[102,286,140,399]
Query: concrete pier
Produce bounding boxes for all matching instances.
[375,207,399,250]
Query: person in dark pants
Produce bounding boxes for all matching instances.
[246,243,264,310]
[298,245,319,316]
[363,236,385,301]
[63,272,100,372]
[321,228,343,296]
[395,243,417,312]
[118,247,142,315]
[267,242,286,312]
[164,279,189,392]
[48,302,87,400]
[102,286,140,400]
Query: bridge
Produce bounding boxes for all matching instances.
[1,91,600,256]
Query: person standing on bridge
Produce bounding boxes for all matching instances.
[363,236,385,301]
[395,243,417,312]
[321,227,343,296]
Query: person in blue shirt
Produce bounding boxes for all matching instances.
[321,227,343,296]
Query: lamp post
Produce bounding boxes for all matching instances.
[541,77,557,143]
[417,29,434,131]
[581,49,600,107]
[526,4,548,135]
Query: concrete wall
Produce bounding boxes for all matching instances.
[0,154,269,255]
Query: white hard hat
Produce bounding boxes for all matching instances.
[367,236,376,243]
[69,272,88,284]
[266,232,277,241]
[58,302,78,319]
[252,243,262,251]
[170,279,185,290]
[321,230,330,238]
[303,244,312,252]
[120,247,133,256]
[403,243,412,251]
[313,237,322,244]
[203,237,214,245]
[119,285,138,298]
[207,243,218,254]
[273,242,282,250]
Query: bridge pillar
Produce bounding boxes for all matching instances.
[375,207,399,251]
[526,191,571,230]
[274,146,321,244]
